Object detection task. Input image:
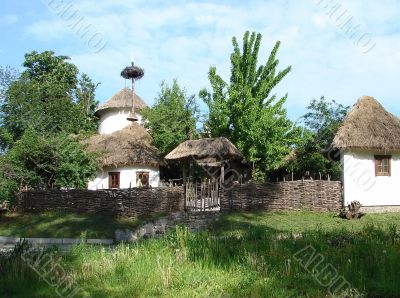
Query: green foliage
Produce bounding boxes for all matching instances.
[304,96,349,150]
[1,51,98,146]
[0,130,98,196]
[0,51,100,202]
[0,66,18,103]
[288,97,349,179]
[200,31,297,178]
[75,73,100,132]
[0,156,18,203]
[141,79,198,156]
[0,66,18,150]
[251,168,267,182]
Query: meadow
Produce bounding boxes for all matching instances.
[1,211,399,297]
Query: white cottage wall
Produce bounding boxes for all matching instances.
[341,150,400,207]
[87,167,160,190]
[98,109,144,134]
[88,98,158,190]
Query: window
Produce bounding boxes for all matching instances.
[375,155,391,176]
[136,172,150,187]
[109,172,120,188]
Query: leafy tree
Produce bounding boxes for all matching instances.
[141,80,198,156]
[0,66,18,103]
[200,31,298,178]
[303,97,349,151]
[0,66,18,149]
[287,97,349,180]
[0,66,18,150]
[0,51,98,148]
[0,129,98,202]
[0,51,100,202]
[76,73,100,132]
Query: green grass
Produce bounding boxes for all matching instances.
[212,210,400,235]
[3,210,399,239]
[0,211,165,238]
[1,211,400,297]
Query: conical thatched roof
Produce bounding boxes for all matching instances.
[165,137,243,162]
[85,124,162,168]
[333,96,400,151]
[95,87,148,115]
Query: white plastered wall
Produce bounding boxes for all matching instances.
[87,166,160,189]
[341,150,400,206]
[98,109,144,134]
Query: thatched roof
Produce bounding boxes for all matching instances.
[165,137,243,162]
[333,96,400,151]
[85,124,162,168]
[95,87,148,115]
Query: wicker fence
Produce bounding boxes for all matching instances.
[16,181,342,217]
[221,180,343,212]
[17,187,184,217]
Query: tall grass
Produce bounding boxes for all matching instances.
[1,222,399,297]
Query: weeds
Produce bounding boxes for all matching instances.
[1,212,399,297]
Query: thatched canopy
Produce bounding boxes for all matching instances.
[85,124,162,168]
[95,87,148,116]
[165,137,243,162]
[333,96,400,151]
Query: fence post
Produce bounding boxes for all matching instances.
[183,164,187,211]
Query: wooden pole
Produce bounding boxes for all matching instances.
[182,164,187,210]
[220,162,225,187]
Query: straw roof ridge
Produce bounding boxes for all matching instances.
[332,95,400,151]
[85,123,162,168]
[96,87,148,115]
[165,137,243,161]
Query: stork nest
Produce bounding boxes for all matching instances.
[121,65,144,80]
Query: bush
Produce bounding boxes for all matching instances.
[0,130,98,206]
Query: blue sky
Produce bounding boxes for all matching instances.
[1,0,400,120]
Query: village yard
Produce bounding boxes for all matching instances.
[1,210,400,239]
[1,210,400,297]
[0,211,166,239]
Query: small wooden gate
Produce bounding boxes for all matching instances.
[185,179,220,211]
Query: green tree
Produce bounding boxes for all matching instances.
[0,129,98,202]
[0,51,100,202]
[0,51,98,147]
[288,97,349,180]
[303,96,349,150]
[141,80,198,156]
[0,66,18,150]
[76,73,100,132]
[200,31,297,178]
[0,66,18,103]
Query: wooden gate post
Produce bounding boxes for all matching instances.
[182,163,187,211]
[220,162,225,187]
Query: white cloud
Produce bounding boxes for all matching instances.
[0,14,19,25]
[21,0,400,120]
[312,15,328,29]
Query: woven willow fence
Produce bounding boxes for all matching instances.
[221,180,342,212]
[17,181,342,217]
[17,187,184,217]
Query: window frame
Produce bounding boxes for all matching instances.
[109,172,120,189]
[136,171,150,187]
[374,155,391,177]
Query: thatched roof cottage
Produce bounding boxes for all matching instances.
[165,137,243,165]
[86,88,162,189]
[333,96,400,211]
[166,137,248,184]
[96,87,148,134]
